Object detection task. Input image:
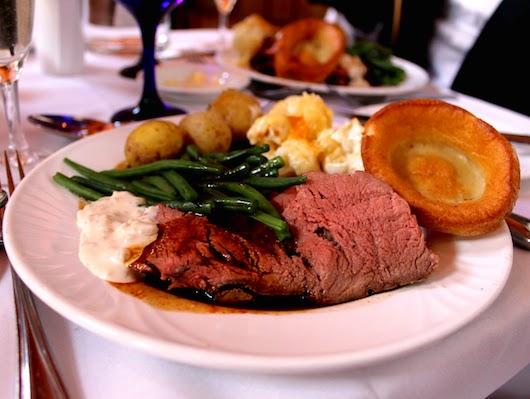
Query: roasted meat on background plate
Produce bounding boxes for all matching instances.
[130,171,439,308]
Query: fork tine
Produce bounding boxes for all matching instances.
[4,151,25,196]
[15,151,25,180]
[181,50,211,64]
[3,150,71,398]
[4,151,15,196]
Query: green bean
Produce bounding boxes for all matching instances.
[53,172,104,202]
[213,197,258,214]
[184,145,228,171]
[249,156,285,176]
[70,176,116,196]
[205,181,281,219]
[207,144,270,164]
[185,144,204,161]
[130,181,176,201]
[100,159,221,179]
[250,211,291,241]
[205,148,247,163]
[244,154,268,165]
[246,144,270,154]
[70,175,166,203]
[64,158,132,191]
[219,162,251,180]
[244,175,307,190]
[161,170,199,201]
[58,144,299,241]
[262,168,279,177]
[166,200,214,215]
[141,175,177,196]
[203,187,229,199]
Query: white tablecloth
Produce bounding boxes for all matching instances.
[1,29,530,399]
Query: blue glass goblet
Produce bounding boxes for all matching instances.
[111,0,186,123]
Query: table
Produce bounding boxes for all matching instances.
[1,29,530,399]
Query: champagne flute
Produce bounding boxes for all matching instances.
[0,0,39,166]
[213,0,238,53]
[111,0,186,123]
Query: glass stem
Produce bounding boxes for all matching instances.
[0,79,33,162]
[218,12,228,51]
[138,20,164,108]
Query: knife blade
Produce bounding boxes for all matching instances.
[506,213,530,250]
[500,133,530,144]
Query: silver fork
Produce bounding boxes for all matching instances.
[3,151,70,399]
[180,49,213,64]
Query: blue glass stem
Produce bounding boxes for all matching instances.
[111,1,186,123]
[139,20,164,110]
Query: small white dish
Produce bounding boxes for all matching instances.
[156,59,250,101]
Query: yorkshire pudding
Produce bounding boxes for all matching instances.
[232,14,278,66]
[272,18,346,83]
[361,99,520,236]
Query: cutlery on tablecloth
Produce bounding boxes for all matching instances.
[247,79,455,104]
[507,213,530,250]
[2,151,71,398]
[28,114,118,139]
[499,133,530,145]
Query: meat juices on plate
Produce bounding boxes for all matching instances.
[130,171,439,308]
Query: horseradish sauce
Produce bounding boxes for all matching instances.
[76,191,158,283]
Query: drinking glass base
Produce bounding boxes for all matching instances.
[2,148,40,168]
[110,102,187,123]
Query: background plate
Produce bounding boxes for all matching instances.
[3,117,513,374]
[218,54,429,97]
[157,59,250,101]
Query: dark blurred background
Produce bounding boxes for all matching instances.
[171,0,327,29]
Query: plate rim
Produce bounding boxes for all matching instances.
[217,53,430,97]
[3,119,514,374]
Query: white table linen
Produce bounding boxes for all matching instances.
[1,29,530,399]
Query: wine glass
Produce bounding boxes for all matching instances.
[0,0,39,166]
[111,0,186,123]
[213,0,238,53]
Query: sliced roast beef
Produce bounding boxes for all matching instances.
[129,171,439,307]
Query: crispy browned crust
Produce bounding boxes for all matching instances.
[232,14,278,65]
[272,18,346,83]
[361,99,520,236]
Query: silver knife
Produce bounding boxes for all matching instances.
[506,213,530,250]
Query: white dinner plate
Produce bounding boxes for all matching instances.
[156,59,250,101]
[3,116,513,374]
[218,53,430,97]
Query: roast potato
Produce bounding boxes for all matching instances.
[207,89,263,141]
[179,110,232,153]
[124,120,185,167]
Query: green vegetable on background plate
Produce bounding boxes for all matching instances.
[346,41,406,86]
